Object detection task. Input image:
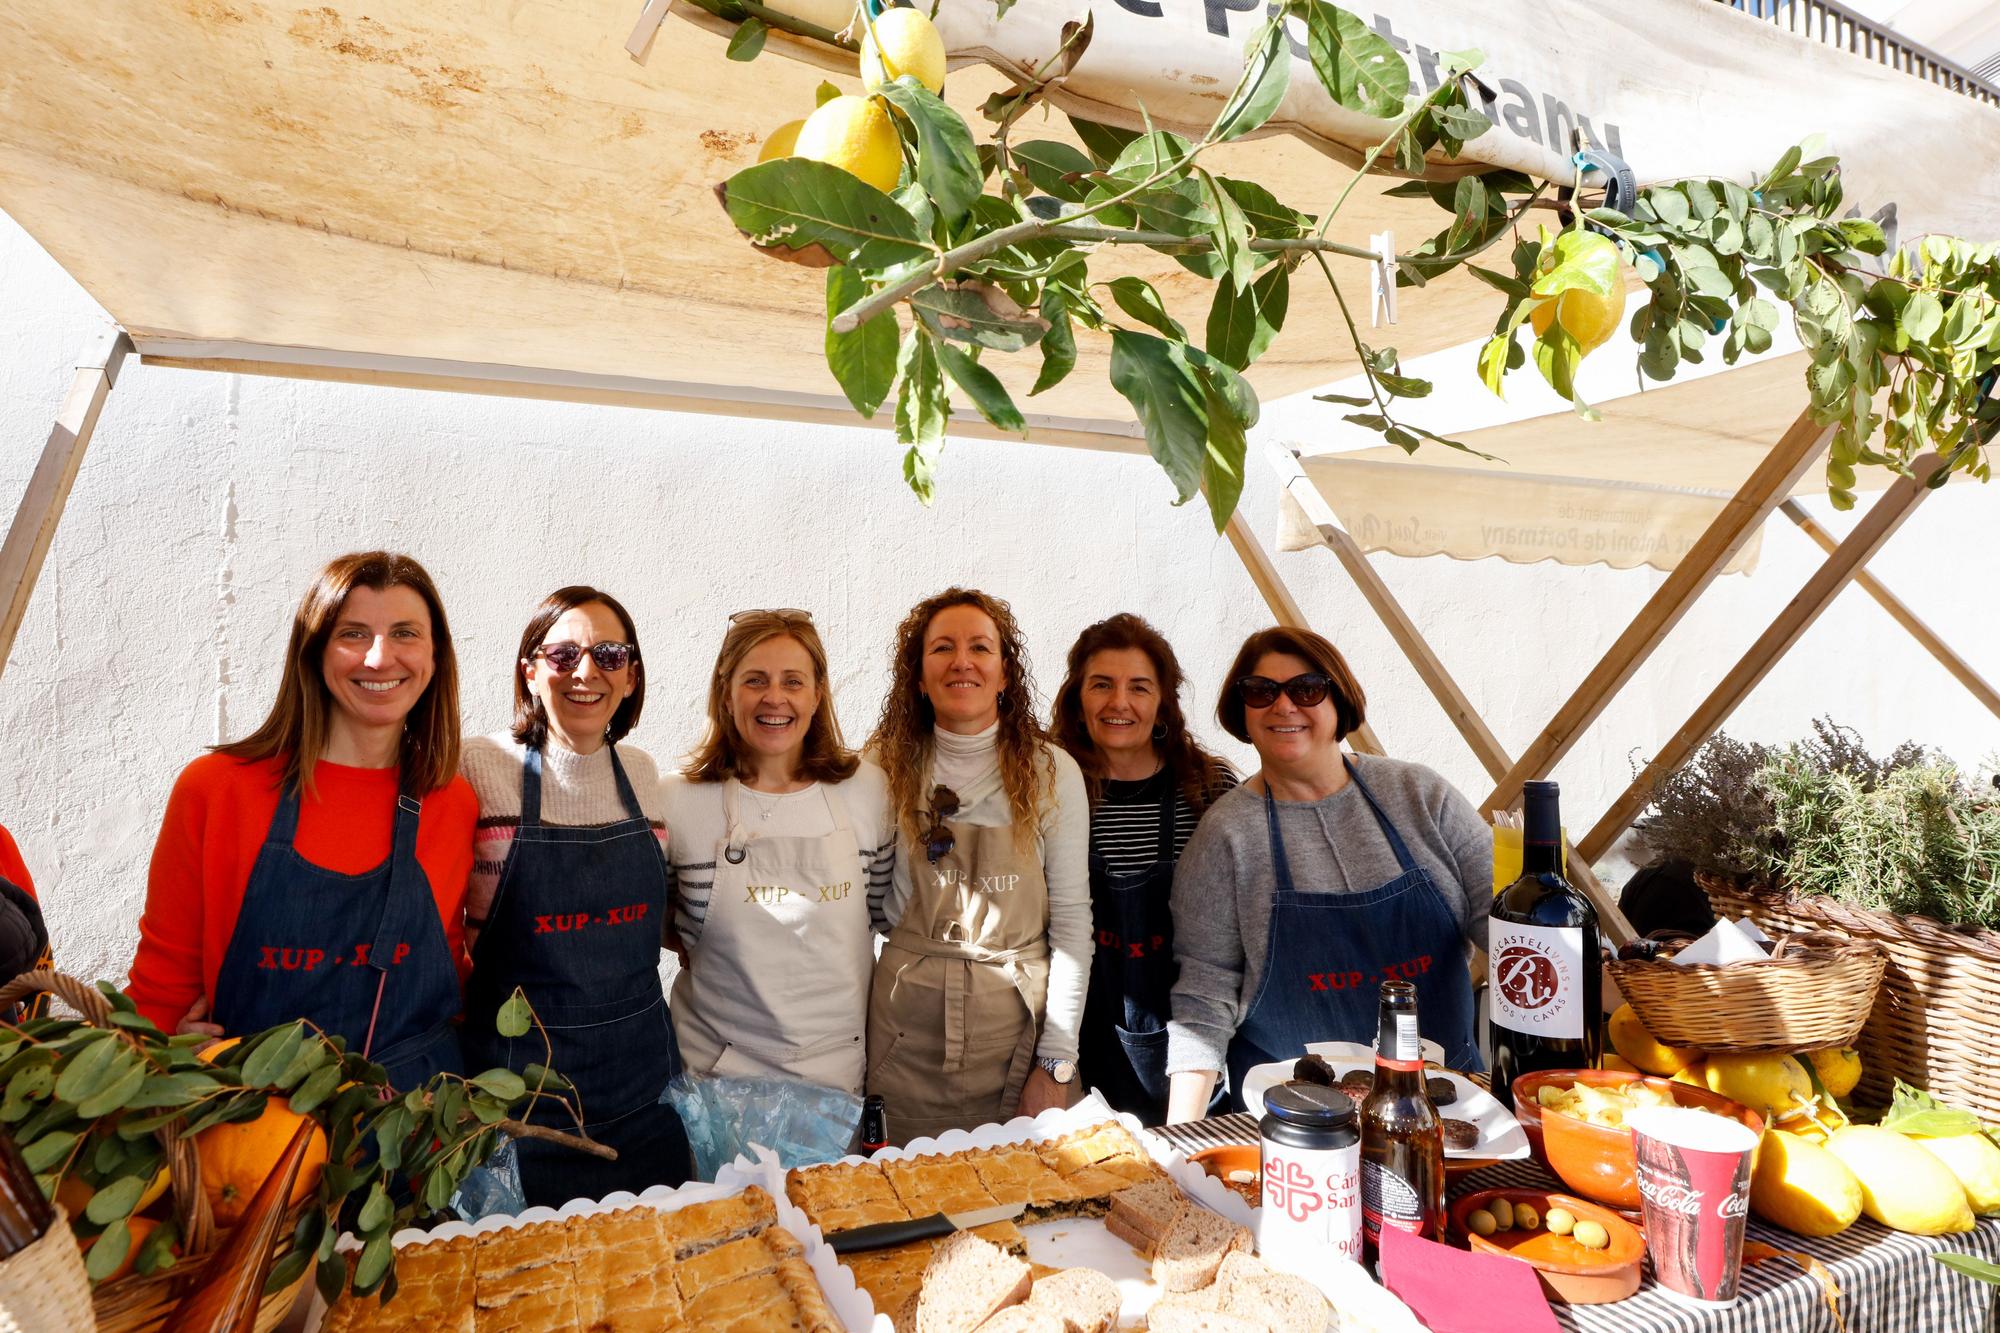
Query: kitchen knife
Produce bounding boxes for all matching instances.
[827,1201,1028,1254]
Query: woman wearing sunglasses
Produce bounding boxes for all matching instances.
[1163,627,1491,1124]
[663,609,895,1098]
[867,589,1090,1143]
[459,586,690,1203]
[129,552,475,1091]
[1050,614,1235,1125]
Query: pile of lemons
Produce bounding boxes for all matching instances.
[755,5,946,194]
[1605,1004,2000,1238]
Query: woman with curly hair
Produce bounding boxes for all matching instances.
[1051,614,1234,1124]
[867,588,1090,1142]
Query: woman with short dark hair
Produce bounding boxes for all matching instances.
[460,585,690,1202]
[1051,613,1233,1123]
[1164,626,1491,1123]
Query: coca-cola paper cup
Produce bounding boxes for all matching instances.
[1627,1107,1759,1308]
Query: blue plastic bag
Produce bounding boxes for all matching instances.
[665,1072,862,1181]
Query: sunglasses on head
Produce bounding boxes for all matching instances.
[924,784,962,865]
[1235,672,1332,709]
[730,608,814,625]
[533,641,637,674]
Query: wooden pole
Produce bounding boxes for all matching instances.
[1579,454,1945,863]
[1778,498,2000,720]
[1479,408,1830,817]
[0,332,129,686]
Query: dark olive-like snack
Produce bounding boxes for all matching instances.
[1441,1118,1479,1151]
[1425,1076,1458,1106]
[1338,1069,1375,1096]
[1292,1054,1339,1087]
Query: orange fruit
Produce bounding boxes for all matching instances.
[192,1097,328,1228]
[81,1216,166,1283]
[196,1036,242,1064]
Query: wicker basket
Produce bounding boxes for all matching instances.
[0,972,307,1333]
[1701,875,2000,1118]
[0,1205,95,1332]
[1607,927,1886,1054]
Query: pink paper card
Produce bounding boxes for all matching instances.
[1377,1227,1561,1333]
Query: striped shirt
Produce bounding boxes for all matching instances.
[1091,767,1237,876]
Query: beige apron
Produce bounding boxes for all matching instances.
[672,780,871,1096]
[867,812,1051,1146]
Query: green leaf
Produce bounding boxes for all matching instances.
[1105,276,1186,340]
[910,285,1048,352]
[265,1247,310,1295]
[895,329,950,503]
[1305,0,1409,118]
[85,1218,132,1282]
[471,1069,526,1102]
[241,1024,306,1089]
[357,1180,393,1234]
[816,81,842,109]
[1836,217,1888,255]
[825,267,900,418]
[21,1130,77,1174]
[495,992,533,1040]
[521,1063,573,1095]
[1531,229,1621,300]
[317,1250,348,1306]
[1195,365,1248,532]
[137,1218,180,1277]
[1067,115,1139,167]
[1314,391,1373,407]
[1108,330,1208,504]
[76,1054,147,1120]
[875,78,983,224]
[932,343,1026,434]
[1901,292,1944,342]
[53,1026,124,1104]
[354,1230,394,1295]
[1012,140,1095,202]
[1467,265,1531,301]
[1031,287,1077,397]
[1219,178,1312,240]
[1201,170,1256,295]
[1937,1253,2000,1285]
[720,159,930,269]
[725,16,766,61]
[1212,17,1290,143]
[289,1062,344,1116]
[1205,261,1289,371]
[85,1172,147,1224]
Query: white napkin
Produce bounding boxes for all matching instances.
[1672,917,1771,966]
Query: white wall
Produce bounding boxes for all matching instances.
[4,211,1997,986]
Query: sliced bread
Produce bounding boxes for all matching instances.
[906,1230,1033,1333]
[1023,1266,1120,1333]
[1104,1179,1188,1257]
[1145,1308,1264,1333]
[1214,1253,1330,1333]
[972,1309,1069,1333]
[1150,1208,1252,1293]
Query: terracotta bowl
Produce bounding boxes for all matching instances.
[1449,1187,1644,1305]
[1189,1144,1262,1207]
[1511,1069,1765,1212]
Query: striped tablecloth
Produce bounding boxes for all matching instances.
[1152,1113,2000,1333]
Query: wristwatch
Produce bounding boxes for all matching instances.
[1036,1056,1077,1085]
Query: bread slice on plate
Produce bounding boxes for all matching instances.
[1023,1266,1120,1333]
[972,1308,1069,1333]
[904,1230,1033,1333]
[1104,1179,1188,1257]
[1150,1207,1252,1293]
[1213,1252,1331,1333]
[1145,1308,1267,1333]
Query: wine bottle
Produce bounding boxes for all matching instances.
[0,1126,54,1259]
[1358,980,1444,1256]
[859,1096,888,1156]
[1488,781,1602,1110]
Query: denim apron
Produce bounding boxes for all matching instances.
[463,744,690,1205]
[211,782,463,1092]
[1224,757,1479,1105]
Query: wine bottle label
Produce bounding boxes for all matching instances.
[1360,1160,1425,1241]
[1487,918,1586,1039]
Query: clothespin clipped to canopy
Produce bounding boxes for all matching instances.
[1368,230,1397,327]
[1557,128,1637,236]
[627,0,676,62]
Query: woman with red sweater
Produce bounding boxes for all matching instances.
[129,552,477,1090]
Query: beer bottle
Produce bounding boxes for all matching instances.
[0,1125,54,1258]
[1358,980,1443,1256]
[859,1096,888,1156]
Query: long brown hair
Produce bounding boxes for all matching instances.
[219,551,461,796]
[1052,613,1233,810]
[869,588,1052,850]
[511,586,646,750]
[1216,625,1368,742]
[683,611,859,784]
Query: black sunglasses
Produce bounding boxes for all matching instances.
[924,784,962,865]
[534,641,637,674]
[1235,672,1332,710]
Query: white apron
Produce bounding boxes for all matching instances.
[671,779,871,1097]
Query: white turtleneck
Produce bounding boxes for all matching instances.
[877,724,1092,1064]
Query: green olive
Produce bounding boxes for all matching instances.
[1572,1220,1610,1251]
[1489,1198,1515,1230]
[1545,1207,1577,1237]
[1467,1209,1498,1237]
[1514,1202,1542,1231]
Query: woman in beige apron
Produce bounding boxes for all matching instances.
[666,610,895,1098]
[865,588,1092,1144]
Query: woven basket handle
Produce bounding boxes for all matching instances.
[0,969,114,1025]
[1769,929,1865,960]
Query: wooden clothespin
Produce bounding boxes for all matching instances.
[626,0,676,62]
[1369,230,1397,327]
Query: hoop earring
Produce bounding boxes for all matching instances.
[1151,723,1168,741]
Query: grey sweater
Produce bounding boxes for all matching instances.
[1165,753,1493,1076]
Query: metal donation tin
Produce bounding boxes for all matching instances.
[1257,1082,1362,1272]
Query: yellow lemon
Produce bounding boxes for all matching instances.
[1529,232,1626,354]
[860,8,947,95]
[1703,1052,1816,1121]
[1805,1047,1862,1100]
[760,118,806,163]
[1910,1133,2000,1215]
[1670,1062,1706,1088]
[1750,1129,1864,1237]
[795,94,903,194]
[1825,1126,1975,1235]
[1607,1004,1701,1077]
[1601,1052,1639,1074]
[765,0,858,33]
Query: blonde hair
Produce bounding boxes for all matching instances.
[682,612,859,784]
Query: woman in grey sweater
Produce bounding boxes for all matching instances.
[1163,627,1491,1123]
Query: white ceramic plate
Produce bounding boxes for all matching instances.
[1238,1052,1529,1162]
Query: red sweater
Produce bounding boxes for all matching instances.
[129,753,476,1032]
[0,825,33,900]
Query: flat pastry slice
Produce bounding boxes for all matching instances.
[775,1253,846,1333]
[685,1269,803,1328]
[661,1186,779,1259]
[1036,1124,1147,1176]
[884,1157,999,1217]
[474,1220,570,1294]
[675,1232,786,1299]
[813,1193,913,1233]
[971,1148,1079,1215]
[583,1271,686,1333]
[789,1162,898,1222]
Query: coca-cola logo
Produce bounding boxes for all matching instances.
[1637,1176,1703,1216]
[1494,943,1562,1012]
